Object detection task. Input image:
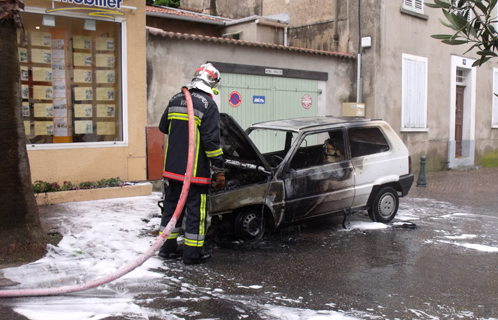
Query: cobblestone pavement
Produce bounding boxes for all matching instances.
[408,167,498,214]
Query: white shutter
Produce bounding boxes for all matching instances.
[403,0,424,14]
[492,69,498,126]
[402,54,427,129]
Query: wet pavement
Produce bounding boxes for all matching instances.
[2,167,498,319]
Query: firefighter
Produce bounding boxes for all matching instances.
[158,63,225,265]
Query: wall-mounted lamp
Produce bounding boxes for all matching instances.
[42,15,55,27]
[83,19,96,31]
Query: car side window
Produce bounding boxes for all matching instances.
[289,130,346,170]
[348,127,390,158]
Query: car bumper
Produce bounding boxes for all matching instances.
[399,174,414,197]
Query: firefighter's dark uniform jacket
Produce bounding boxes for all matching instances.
[159,88,224,185]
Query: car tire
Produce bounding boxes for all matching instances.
[368,186,399,223]
[234,210,265,242]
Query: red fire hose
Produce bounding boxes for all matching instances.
[0,87,196,298]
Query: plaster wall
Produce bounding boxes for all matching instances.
[146,33,355,128]
[26,0,147,183]
[362,1,497,171]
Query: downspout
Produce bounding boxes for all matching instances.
[356,0,362,103]
[333,0,339,51]
[284,27,288,46]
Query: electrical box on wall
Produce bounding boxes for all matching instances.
[342,103,365,117]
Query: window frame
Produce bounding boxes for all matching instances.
[23,6,129,150]
[401,53,429,132]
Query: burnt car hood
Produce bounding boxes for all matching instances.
[219,113,271,172]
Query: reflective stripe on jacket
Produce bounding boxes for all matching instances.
[159,89,223,185]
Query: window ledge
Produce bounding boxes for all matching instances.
[492,125,498,129]
[400,7,429,20]
[400,127,429,133]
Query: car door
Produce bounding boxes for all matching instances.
[281,128,355,222]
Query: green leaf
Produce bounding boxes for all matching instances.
[424,2,441,8]
[431,34,454,39]
[476,50,498,56]
[439,18,460,30]
[442,39,469,44]
[434,0,452,9]
[473,1,488,13]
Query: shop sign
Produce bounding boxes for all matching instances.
[45,0,124,19]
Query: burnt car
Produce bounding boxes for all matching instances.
[209,113,414,242]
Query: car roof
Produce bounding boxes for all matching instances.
[249,116,378,132]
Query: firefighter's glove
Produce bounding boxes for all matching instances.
[211,166,225,191]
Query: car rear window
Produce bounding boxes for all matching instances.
[348,127,390,158]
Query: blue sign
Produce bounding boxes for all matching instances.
[253,96,265,104]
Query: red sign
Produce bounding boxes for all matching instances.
[302,94,312,109]
[229,91,242,107]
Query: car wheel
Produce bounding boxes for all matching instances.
[234,210,265,242]
[368,186,399,223]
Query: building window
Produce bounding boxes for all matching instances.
[401,54,428,131]
[492,68,498,128]
[19,12,123,145]
[402,0,424,15]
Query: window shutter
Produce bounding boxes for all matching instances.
[402,56,427,128]
[403,0,424,14]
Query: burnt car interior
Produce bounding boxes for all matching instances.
[289,130,347,170]
[348,127,390,158]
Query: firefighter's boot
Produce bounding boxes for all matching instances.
[183,246,211,265]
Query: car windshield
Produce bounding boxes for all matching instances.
[247,128,298,156]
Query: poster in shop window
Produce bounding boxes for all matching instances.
[31,49,52,64]
[97,104,115,117]
[96,88,114,101]
[74,52,92,67]
[74,120,93,134]
[19,48,28,63]
[51,61,66,79]
[24,121,30,135]
[32,67,52,82]
[97,122,114,135]
[96,70,115,83]
[96,54,114,67]
[22,103,30,117]
[73,36,91,50]
[74,87,93,101]
[33,86,53,100]
[96,37,114,51]
[53,98,67,117]
[34,103,53,118]
[34,121,54,135]
[21,66,29,81]
[74,69,92,83]
[54,117,68,136]
[74,104,93,118]
[22,85,29,99]
[31,32,51,47]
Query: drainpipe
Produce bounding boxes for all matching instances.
[284,27,288,46]
[333,0,339,51]
[356,0,362,103]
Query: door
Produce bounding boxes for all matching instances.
[282,129,354,222]
[455,86,464,158]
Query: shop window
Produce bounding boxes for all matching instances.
[19,12,122,145]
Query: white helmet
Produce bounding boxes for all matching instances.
[187,63,221,95]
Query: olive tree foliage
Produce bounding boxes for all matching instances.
[426,0,498,66]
